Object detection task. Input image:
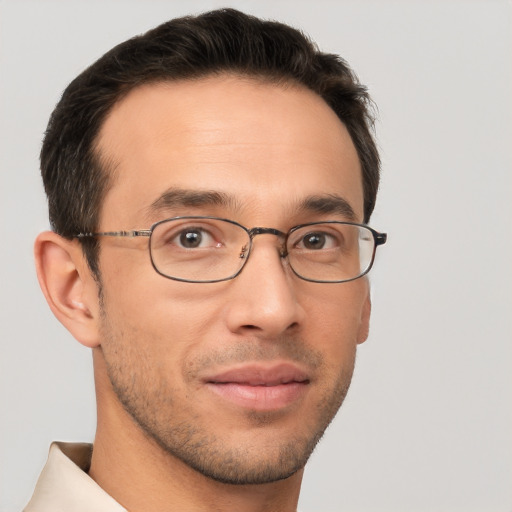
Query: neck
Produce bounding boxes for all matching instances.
[90,348,303,512]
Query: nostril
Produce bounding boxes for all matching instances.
[240,321,298,333]
[241,324,259,330]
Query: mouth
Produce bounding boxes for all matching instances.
[203,363,310,411]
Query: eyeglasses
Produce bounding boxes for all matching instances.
[77,216,387,283]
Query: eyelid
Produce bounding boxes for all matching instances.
[157,220,220,246]
[288,226,341,248]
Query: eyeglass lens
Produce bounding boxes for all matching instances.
[149,218,376,283]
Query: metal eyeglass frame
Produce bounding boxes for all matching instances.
[76,216,387,284]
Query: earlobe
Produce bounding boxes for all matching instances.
[357,289,372,345]
[34,231,101,348]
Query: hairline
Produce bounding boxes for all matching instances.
[88,70,363,241]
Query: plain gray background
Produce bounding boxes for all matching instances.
[1,1,511,511]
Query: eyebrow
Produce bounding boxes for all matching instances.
[147,187,241,217]
[297,194,357,221]
[147,188,357,222]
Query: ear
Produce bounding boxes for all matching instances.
[34,231,101,348]
[357,286,372,345]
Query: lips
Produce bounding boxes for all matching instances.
[203,363,310,411]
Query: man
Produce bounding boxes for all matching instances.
[26,8,386,512]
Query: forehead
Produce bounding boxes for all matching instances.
[96,75,364,226]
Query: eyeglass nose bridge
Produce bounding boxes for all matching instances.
[247,227,286,238]
[242,227,289,260]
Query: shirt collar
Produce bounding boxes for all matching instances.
[24,442,126,512]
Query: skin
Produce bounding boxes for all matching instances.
[35,75,371,512]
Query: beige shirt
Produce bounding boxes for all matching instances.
[24,442,126,512]
[25,442,304,512]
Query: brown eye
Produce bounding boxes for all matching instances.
[302,232,327,250]
[179,230,204,248]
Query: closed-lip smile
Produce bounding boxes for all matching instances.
[203,363,311,411]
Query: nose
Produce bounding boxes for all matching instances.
[224,235,304,338]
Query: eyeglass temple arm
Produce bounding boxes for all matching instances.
[76,230,152,238]
[77,227,388,245]
[374,232,387,246]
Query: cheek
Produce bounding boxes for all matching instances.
[99,257,227,363]
[300,282,369,353]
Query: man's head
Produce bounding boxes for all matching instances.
[35,9,383,489]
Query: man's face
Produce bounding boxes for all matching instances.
[94,76,370,484]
